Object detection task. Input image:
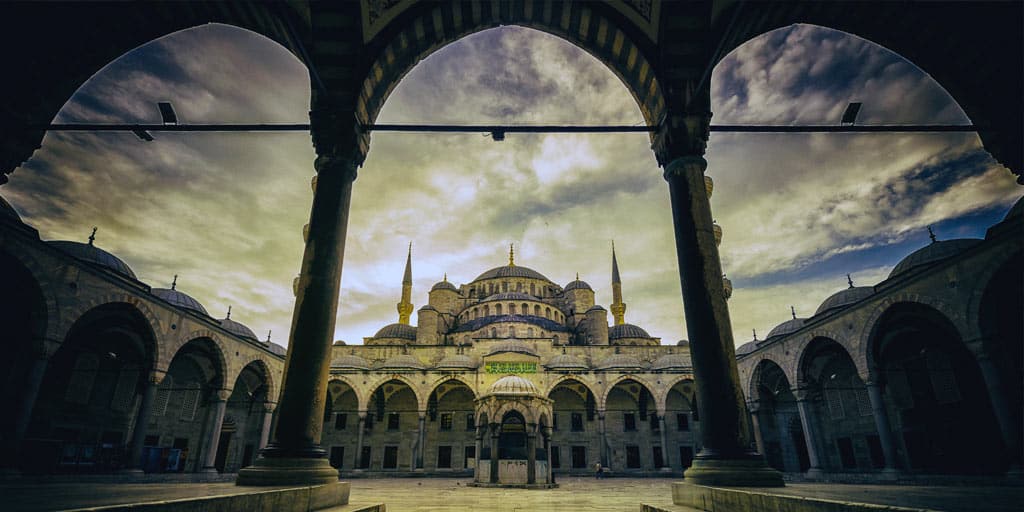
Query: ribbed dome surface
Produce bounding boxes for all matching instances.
[766,318,805,340]
[815,286,873,316]
[736,341,757,356]
[587,305,606,312]
[331,354,371,370]
[596,353,645,370]
[609,323,651,339]
[488,375,540,395]
[219,317,258,341]
[436,353,478,370]
[482,292,536,302]
[49,241,137,279]
[651,353,691,371]
[487,340,538,357]
[374,323,418,339]
[564,279,592,292]
[889,239,982,278]
[544,353,589,370]
[152,288,208,316]
[431,280,457,291]
[375,354,427,370]
[474,265,550,282]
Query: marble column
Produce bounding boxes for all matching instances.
[237,109,363,485]
[656,116,782,486]
[489,427,500,483]
[970,343,1022,471]
[474,426,483,481]
[544,426,554,484]
[123,370,163,472]
[354,412,366,470]
[527,430,537,484]
[795,391,824,478]
[658,414,671,469]
[747,401,766,457]
[258,402,276,450]
[598,410,609,466]
[415,411,426,470]
[864,380,900,474]
[3,352,49,470]
[201,390,230,473]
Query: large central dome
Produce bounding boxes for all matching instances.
[473,264,551,282]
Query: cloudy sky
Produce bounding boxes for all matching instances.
[4,23,1019,347]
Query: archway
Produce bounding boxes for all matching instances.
[665,379,698,471]
[425,379,476,472]
[24,302,155,474]
[870,302,1004,474]
[547,378,597,474]
[322,378,359,471]
[605,378,657,473]
[363,379,419,472]
[219,361,272,473]
[751,360,807,474]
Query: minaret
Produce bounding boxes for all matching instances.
[610,242,627,325]
[396,242,414,325]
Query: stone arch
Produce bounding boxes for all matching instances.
[356,1,665,135]
[544,374,598,399]
[52,294,163,368]
[660,375,696,414]
[231,357,275,404]
[427,374,478,400]
[966,245,1023,340]
[860,294,967,374]
[493,400,538,426]
[166,331,230,391]
[600,374,657,411]
[366,375,424,412]
[795,333,861,386]
[748,357,789,400]
[1,245,57,348]
[328,375,363,410]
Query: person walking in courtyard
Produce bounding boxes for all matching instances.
[594,462,603,479]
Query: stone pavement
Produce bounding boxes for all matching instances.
[2,477,1021,512]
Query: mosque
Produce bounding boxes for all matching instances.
[0,193,1020,484]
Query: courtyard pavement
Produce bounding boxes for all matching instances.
[1,477,1021,512]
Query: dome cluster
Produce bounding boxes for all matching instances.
[487,375,540,396]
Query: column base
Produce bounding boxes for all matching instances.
[683,455,784,487]
[236,456,339,486]
[804,467,825,479]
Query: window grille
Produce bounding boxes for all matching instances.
[180,384,200,420]
[825,388,845,420]
[65,354,99,404]
[111,368,138,412]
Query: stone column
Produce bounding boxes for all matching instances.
[747,401,766,457]
[237,108,363,486]
[201,389,230,473]
[658,414,671,470]
[864,380,900,475]
[656,113,782,485]
[544,426,554,485]
[474,425,483,481]
[598,410,609,466]
[354,412,366,470]
[415,411,426,470]
[258,403,276,450]
[3,351,49,470]
[123,370,164,472]
[489,426,500,483]
[795,390,824,478]
[527,429,537,484]
[970,344,1022,472]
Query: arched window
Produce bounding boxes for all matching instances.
[491,328,497,338]
[522,303,529,315]
[509,303,516,315]
[530,283,535,295]
[534,305,541,316]
[502,282,508,292]
[496,304,503,315]
[516,282,522,292]
[553,335,560,345]
[527,328,534,337]
[65,353,99,404]
[509,327,516,338]
[499,412,527,459]
[484,305,490,316]
[545,307,551,319]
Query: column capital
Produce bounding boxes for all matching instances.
[146,369,167,386]
[309,106,368,166]
[794,387,817,402]
[651,111,712,167]
[357,410,368,419]
[211,388,232,402]
[314,154,359,182]
[662,155,709,181]
[746,400,762,414]
[262,401,277,413]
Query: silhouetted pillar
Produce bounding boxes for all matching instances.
[598,410,609,466]
[124,370,163,472]
[258,403,276,450]
[527,429,537,484]
[237,107,363,485]
[4,350,48,470]
[970,342,1022,471]
[354,412,366,470]
[415,411,426,470]
[795,390,824,478]
[656,113,782,486]
[747,401,766,457]
[865,380,900,475]
[201,390,230,473]
[489,427,500,483]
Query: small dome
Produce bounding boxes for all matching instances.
[482,292,536,302]
[49,241,137,279]
[152,288,208,316]
[474,265,551,282]
[267,343,287,357]
[374,323,418,340]
[651,353,691,371]
[331,353,371,370]
[487,375,540,396]
[419,305,438,312]
[436,353,478,370]
[375,354,427,371]
[766,318,805,341]
[544,353,590,371]
[596,353,645,371]
[487,340,538,357]
[676,340,689,347]
[219,317,258,341]
[431,280,457,292]
[889,238,982,278]
[333,340,347,346]
[586,305,606,313]
[736,341,757,356]
[815,286,873,316]
[0,195,22,223]
[564,279,593,292]
[609,323,651,340]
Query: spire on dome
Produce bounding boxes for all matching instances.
[753,328,758,341]
[226,305,232,319]
[847,274,854,288]
[266,330,272,343]
[790,305,797,319]
[87,227,97,246]
[610,241,627,325]
[508,244,515,267]
[928,226,937,243]
[171,274,178,290]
